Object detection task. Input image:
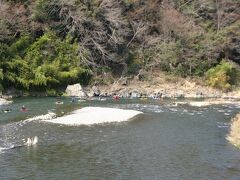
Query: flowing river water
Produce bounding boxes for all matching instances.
[0,97,240,179]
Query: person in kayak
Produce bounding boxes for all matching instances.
[112,94,120,101]
[21,105,28,112]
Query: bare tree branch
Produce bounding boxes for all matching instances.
[127,21,146,47]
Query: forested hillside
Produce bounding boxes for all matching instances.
[0,0,239,94]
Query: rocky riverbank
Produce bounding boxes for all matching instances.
[96,80,240,99]
[2,72,240,100]
[91,73,240,99]
[0,98,12,106]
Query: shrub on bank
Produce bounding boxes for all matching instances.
[45,89,56,96]
[206,60,240,91]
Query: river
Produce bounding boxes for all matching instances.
[0,97,240,179]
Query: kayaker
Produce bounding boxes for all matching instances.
[21,105,27,112]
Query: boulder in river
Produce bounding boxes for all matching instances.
[65,83,87,98]
[92,86,101,96]
[121,90,131,98]
[0,98,12,106]
[85,86,101,97]
[131,90,141,98]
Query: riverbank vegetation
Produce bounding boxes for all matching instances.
[0,0,239,94]
[228,113,240,148]
[206,60,240,91]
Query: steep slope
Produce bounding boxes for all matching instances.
[0,0,239,94]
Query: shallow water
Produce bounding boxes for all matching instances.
[0,97,240,179]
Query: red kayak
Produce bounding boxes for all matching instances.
[112,95,120,101]
[21,107,28,112]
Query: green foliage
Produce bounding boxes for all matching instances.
[206,60,240,91]
[46,89,57,96]
[190,59,217,77]
[24,32,91,87]
[0,43,12,59]
[9,35,32,57]
[33,0,60,22]
[0,32,92,93]
[0,69,3,81]
[5,57,32,89]
[0,68,3,91]
[126,52,141,74]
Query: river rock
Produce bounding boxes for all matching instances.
[85,86,101,97]
[65,83,87,97]
[99,92,109,97]
[92,86,101,96]
[130,90,141,98]
[120,89,131,98]
[173,93,185,98]
[195,91,204,98]
[0,98,12,106]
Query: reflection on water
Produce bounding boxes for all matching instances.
[0,97,240,179]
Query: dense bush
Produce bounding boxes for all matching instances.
[206,60,240,91]
[0,32,92,92]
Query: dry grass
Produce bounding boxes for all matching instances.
[227,113,240,148]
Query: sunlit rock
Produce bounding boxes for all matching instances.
[0,98,12,106]
[65,83,87,97]
[43,107,143,126]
